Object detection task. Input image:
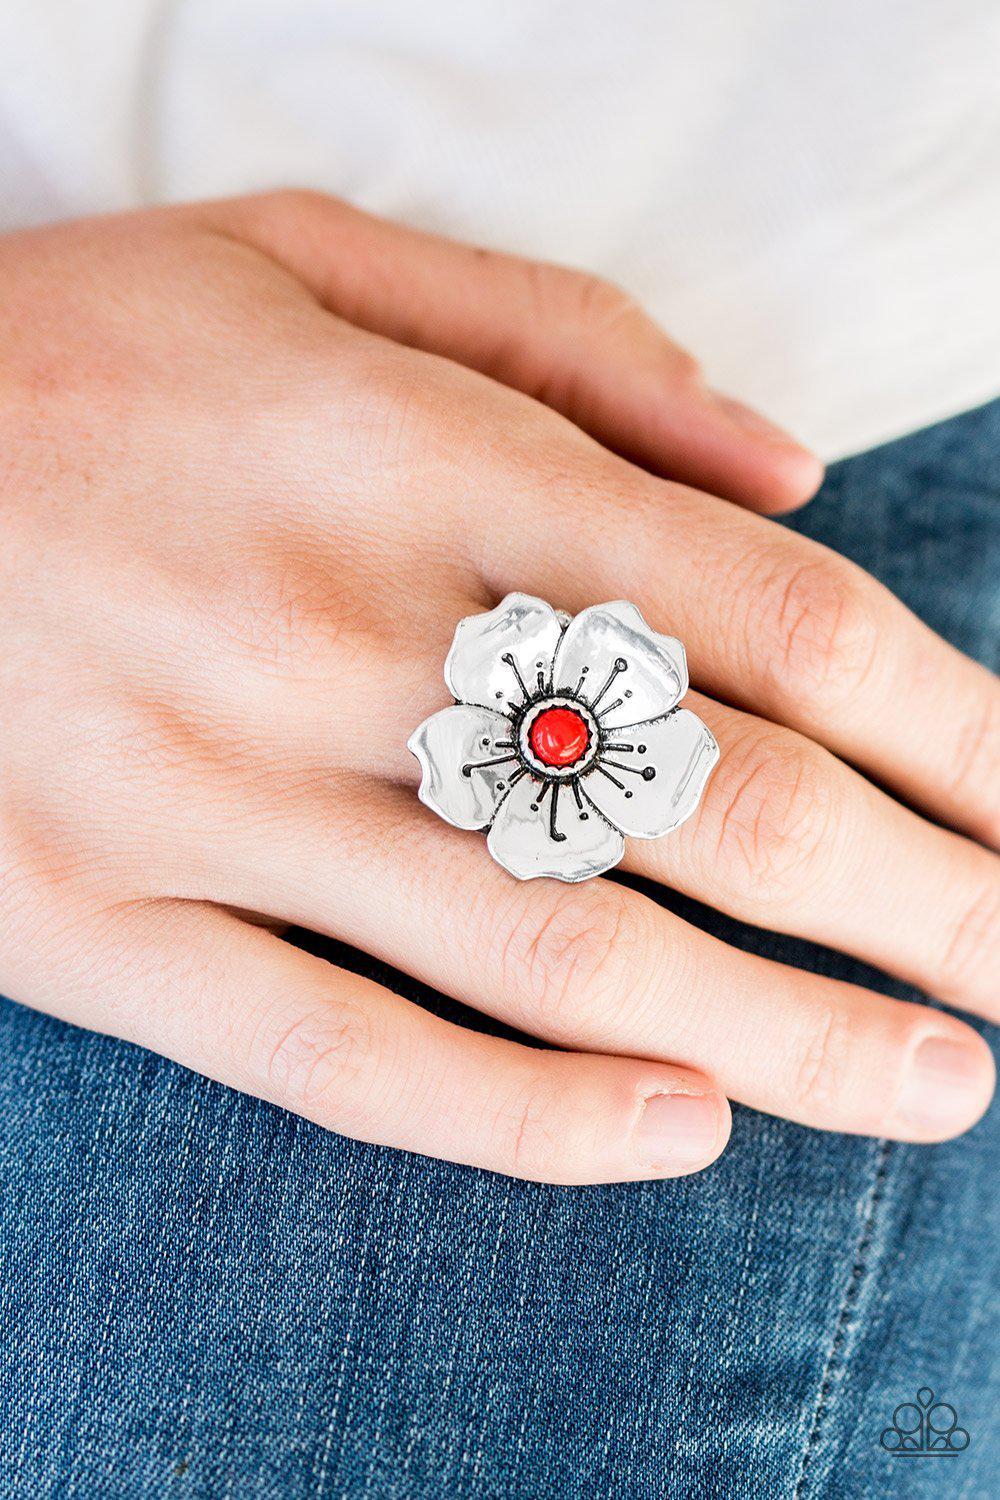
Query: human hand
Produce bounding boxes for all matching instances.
[1,193,995,1182]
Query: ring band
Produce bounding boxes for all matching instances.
[408,594,719,882]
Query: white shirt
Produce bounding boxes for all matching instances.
[1,0,998,458]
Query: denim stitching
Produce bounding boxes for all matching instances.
[791,1137,894,1499]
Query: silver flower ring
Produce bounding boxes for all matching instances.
[408,594,720,882]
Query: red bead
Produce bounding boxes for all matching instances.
[528,706,590,767]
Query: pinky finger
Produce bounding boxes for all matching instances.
[32,899,731,1185]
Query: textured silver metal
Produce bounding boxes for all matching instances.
[408,593,720,882]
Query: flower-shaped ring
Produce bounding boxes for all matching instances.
[408,594,719,882]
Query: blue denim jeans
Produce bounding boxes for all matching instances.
[1,402,998,1499]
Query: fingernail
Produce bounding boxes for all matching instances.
[634,1091,720,1168]
[896,1035,993,1136]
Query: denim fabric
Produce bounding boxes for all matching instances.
[1,402,998,1499]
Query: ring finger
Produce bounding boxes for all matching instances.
[221,617,998,1024]
[622,691,1000,1020]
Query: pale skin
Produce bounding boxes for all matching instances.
[1,192,997,1184]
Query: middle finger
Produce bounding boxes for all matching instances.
[470,431,1000,848]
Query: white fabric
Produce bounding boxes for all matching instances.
[1,0,998,458]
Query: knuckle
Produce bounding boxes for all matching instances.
[0,824,48,948]
[710,730,838,896]
[210,548,375,683]
[790,1004,857,1119]
[667,347,702,384]
[939,880,1000,1001]
[498,883,638,1039]
[247,185,333,224]
[262,1002,375,1120]
[498,1078,566,1182]
[344,346,476,470]
[562,268,644,335]
[757,555,881,707]
[553,268,696,371]
[943,692,1000,835]
[200,187,332,246]
[272,185,328,213]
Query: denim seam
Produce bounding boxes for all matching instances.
[791,1136,895,1500]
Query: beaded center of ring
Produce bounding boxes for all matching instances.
[527,706,590,768]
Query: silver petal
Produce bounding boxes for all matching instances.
[408,704,515,830]
[487,774,625,882]
[552,600,687,730]
[446,593,564,712]
[583,708,719,838]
